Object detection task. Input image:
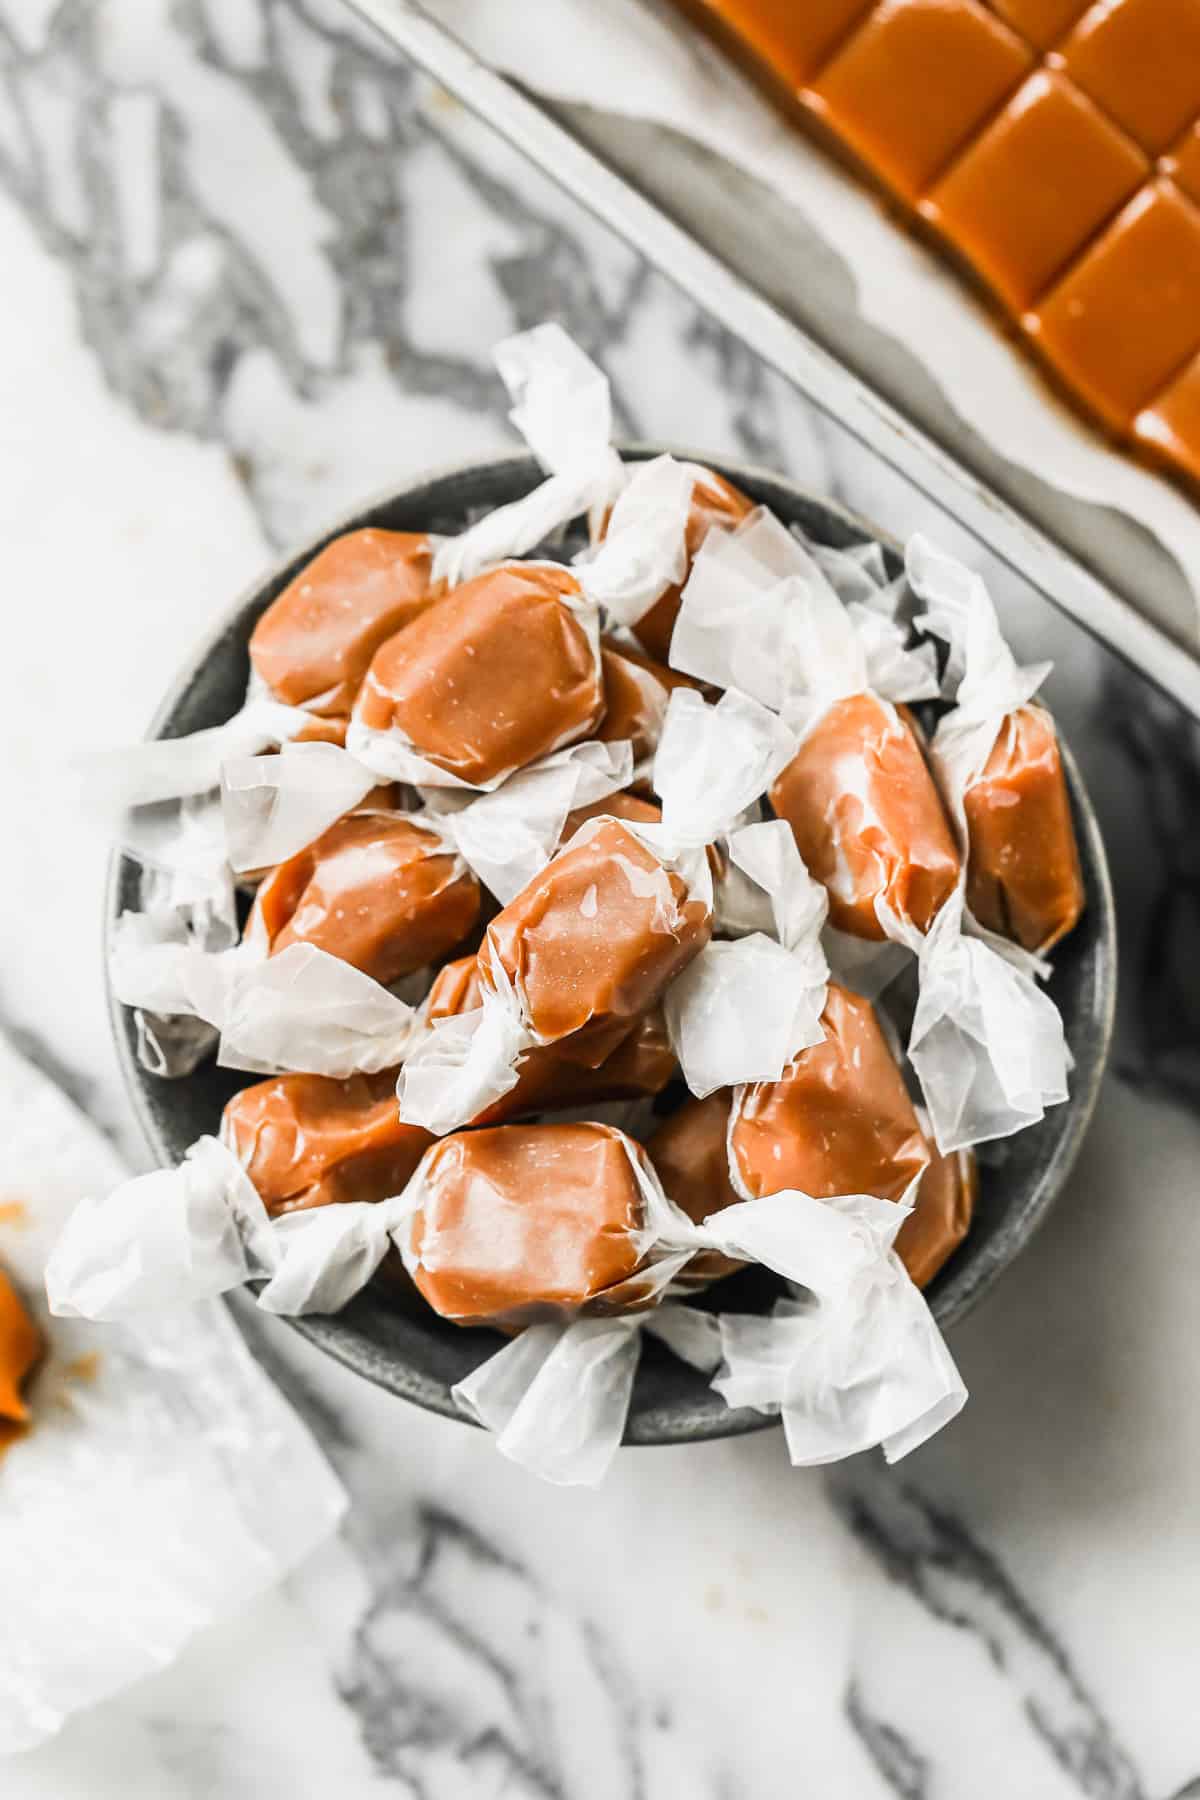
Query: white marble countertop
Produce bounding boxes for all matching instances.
[3,3,1200,1795]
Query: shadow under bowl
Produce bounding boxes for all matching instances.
[108,449,1117,1445]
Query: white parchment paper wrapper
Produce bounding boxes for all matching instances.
[432,323,624,588]
[0,1037,345,1754]
[423,0,1200,626]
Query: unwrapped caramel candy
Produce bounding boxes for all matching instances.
[249,811,480,987]
[222,1070,432,1216]
[732,983,929,1203]
[479,818,711,1060]
[425,954,676,1123]
[616,466,754,663]
[0,1265,42,1428]
[964,704,1084,953]
[895,1142,977,1290]
[408,1123,652,1327]
[770,694,960,939]
[355,562,604,785]
[250,529,436,716]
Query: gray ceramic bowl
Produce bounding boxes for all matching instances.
[108,450,1116,1444]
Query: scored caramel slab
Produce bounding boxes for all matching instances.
[675,0,1200,489]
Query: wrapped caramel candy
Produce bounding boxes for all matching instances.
[613,466,754,663]
[406,1123,663,1328]
[770,694,961,940]
[399,816,711,1133]
[895,1141,977,1291]
[562,787,661,840]
[352,562,604,788]
[597,640,703,763]
[646,1092,743,1285]
[730,983,929,1204]
[424,954,675,1123]
[964,706,1084,953]
[250,529,436,718]
[908,534,1084,957]
[0,1266,41,1438]
[222,1070,432,1216]
[479,817,711,1055]
[248,810,480,988]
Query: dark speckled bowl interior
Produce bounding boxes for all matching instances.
[108,450,1116,1445]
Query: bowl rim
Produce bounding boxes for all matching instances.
[105,445,1118,1443]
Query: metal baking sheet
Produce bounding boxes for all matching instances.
[345,0,1200,719]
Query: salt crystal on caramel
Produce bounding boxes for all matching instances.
[353,562,604,787]
[222,1070,432,1216]
[249,811,479,988]
[250,529,436,716]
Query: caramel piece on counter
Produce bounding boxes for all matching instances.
[425,954,676,1123]
[922,71,1147,309]
[480,818,711,1055]
[986,0,1088,48]
[1135,352,1200,485]
[1027,183,1200,432]
[770,693,960,940]
[223,1071,431,1216]
[1059,0,1200,155]
[964,704,1084,952]
[731,984,929,1203]
[1163,122,1200,206]
[619,467,754,664]
[0,1266,42,1425]
[895,1143,977,1288]
[598,641,703,761]
[682,0,872,86]
[355,562,603,785]
[408,1123,649,1326]
[250,530,435,716]
[807,0,1033,202]
[647,1091,744,1284]
[250,812,480,986]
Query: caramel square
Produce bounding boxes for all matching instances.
[1134,352,1200,483]
[1059,0,1200,155]
[694,0,873,86]
[1027,181,1200,429]
[986,0,1089,47]
[923,71,1148,308]
[1162,123,1200,205]
[806,0,1034,200]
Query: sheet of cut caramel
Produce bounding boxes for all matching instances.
[674,0,1200,487]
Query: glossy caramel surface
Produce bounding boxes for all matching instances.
[731,983,929,1202]
[480,819,711,1049]
[408,1123,647,1326]
[964,703,1085,952]
[223,1071,431,1215]
[250,812,480,986]
[250,529,435,716]
[355,561,603,785]
[770,693,961,939]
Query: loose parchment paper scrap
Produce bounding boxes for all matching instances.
[424,0,1200,628]
[0,1038,346,1754]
